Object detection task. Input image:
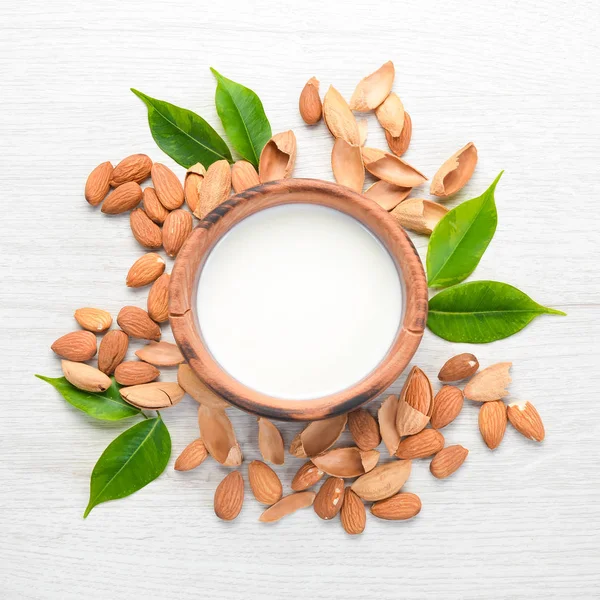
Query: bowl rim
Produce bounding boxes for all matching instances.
[169,178,427,421]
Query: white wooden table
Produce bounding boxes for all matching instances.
[1,1,599,598]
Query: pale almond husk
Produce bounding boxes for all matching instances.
[61,360,111,392]
[151,163,184,210]
[430,445,469,479]
[395,429,445,459]
[351,459,412,501]
[248,460,283,505]
[311,447,379,478]
[117,306,161,341]
[257,417,285,465]
[101,182,143,214]
[231,160,260,193]
[430,142,478,197]
[110,154,152,187]
[357,118,368,146]
[177,364,230,410]
[331,138,364,193]
[464,362,512,402]
[361,147,427,187]
[51,330,97,362]
[378,394,401,455]
[314,476,345,520]
[299,76,322,125]
[114,361,159,386]
[259,491,316,523]
[340,489,366,535]
[363,180,411,211]
[174,438,208,471]
[184,163,205,213]
[195,160,231,219]
[400,366,433,416]
[85,161,113,206]
[385,111,412,157]
[507,401,545,442]
[291,460,325,491]
[438,353,479,383]
[375,92,405,137]
[214,471,244,521]
[349,60,395,111]
[143,187,169,224]
[323,86,360,145]
[120,381,184,409]
[147,273,169,323]
[259,131,297,183]
[162,209,193,257]
[135,341,184,366]
[390,198,448,235]
[126,253,165,288]
[97,330,128,374]
[395,396,430,438]
[74,308,112,333]
[197,405,242,465]
[130,208,162,249]
[289,413,347,458]
[430,386,464,430]
[479,400,507,449]
[347,409,381,451]
[371,492,421,520]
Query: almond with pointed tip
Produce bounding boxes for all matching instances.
[214,471,244,521]
[322,86,360,145]
[110,154,152,186]
[349,60,395,111]
[291,460,325,491]
[231,160,260,193]
[311,447,379,478]
[197,405,242,465]
[174,438,207,471]
[289,413,347,458]
[178,364,230,410]
[363,180,411,211]
[126,253,165,287]
[314,476,345,520]
[430,445,468,479]
[257,417,285,465]
[61,360,111,392]
[85,161,113,206]
[120,381,184,409]
[479,400,507,449]
[378,394,401,455]
[351,460,412,501]
[348,409,381,451]
[430,386,464,429]
[361,147,427,187]
[507,401,545,442]
[135,341,184,366]
[396,429,445,459]
[395,396,430,437]
[371,492,421,520]
[195,159,231,219]
[101,181,143,214]
[114,361,159,386]
[430,142,478,197]
[143,187,169,224]
[400,366,433,416]
[391,198,448,235]
[97,330,128,374]
[248,460,283,505]
[299,76,322,125]
[184,163,205,213]
[74,308,112,333]
[464,362,512,402]
[438,353,479,383]
[129,208,162,249]
[147,273,170,323]
[51,331,97,362]
[331,138,364,193]
[162,209,193,257]
[375,92,405,137]
[117,306,161,341]
[259,491,316,522]
[151,163,184,210]
[259,131,297,183]
[340,489,366,535]
[385,111,412,156]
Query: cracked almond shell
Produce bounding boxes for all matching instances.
[430,142,478,197]
[289,413,347,458]
[349,60,395,111]
[331,138,364,193]
[378,394,401,455]
[197,405,242,465]
[361,147,427,187]
[390,198,448,235]
[257,417,285,465]
[311,447,379,478]
[323,86,360,145]
[351,459,412,501]
[464,362,512,402]
[375,92,405,137]
[385,111,412,157]
[259,131,297,183]
[363,180,411,211]
[259,491,316,522]
[120,381,184,409]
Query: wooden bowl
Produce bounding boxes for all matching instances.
[170,179,427,421]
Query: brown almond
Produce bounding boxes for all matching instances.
[385,111,412,157]
[331,138,364,193]
[378,394,401,455]
[178,364,230,410]
[51,331,97,362]
[120,381,184,409]
[195,160,231,219]
[464,362,512,402]
[479,400,507,449]
[395,395,430,437]
[257,417,285,465]
[311,447,379,478]
[74,308,112,333]
[371,492,421,520]
[117,306,161,341]
[130,208,162,249]
[151,163,184,210]
[289,414,347,458]
[135,341,184,367]
[197,405,242,465]
[231,160,260,193]
[430,445,469,479]
[291,460,325,491]
[362,147,427,188]
[143,187,169,224]
[114,361,159,386]
[375,92,405,137]
[351,460,412,501]
[259,492,316,523]
[401,366,433,416]
[248,460,283,505]
[430,386,464,429]
[85,161,113,206]
[314,477,345,520]
[363,180,411,211]
[430,143,478,197]
[162,209,193,257]
[391,198,448,235]
[349,61,395,111]
[259,131,297,183]
[126,253,165,287]
[323,86,360,145]
[61,360,111,392]
[299,76,322,125]
[101,181,143,214]
[184,163,205,213]
[110,154,152,187]
[507,401,545,442]
[214,471,244,521]
[174,438,207,471]
[340,489,366,534]
[147,273,170,323]
[396,429,445,459]
[348,409,381,451]
[97,330,128,374]
[438,353,479,383]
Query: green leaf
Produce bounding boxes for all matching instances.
[211,68,271,167]
[36,375,140,421]
[131,88,232,168]
[84,416,171,517]
[428,280,566,343]
[427,172,503,288]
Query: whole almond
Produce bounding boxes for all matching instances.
[396,429,445,459]
[85,161,113,206]
[97,330,129,374]
[401,366,433,416]
[371,492,421,520]
[291,460,325,491]
[135,341,184,366]
[231,160,260,193]
[299,76,322,125]
[61,360,111,392]
[214,471,244,521]
[257,417,285,465]
[120,381,184,409]
[114,361,159,386]
[430,445,468,479]
[340,489,366,535]
[184,163,205,213]
[479,400,507,449]
[351,460,412,502]
[152,163,184,210]
[464,362,512,402]
[259,491,316,523]
[117,306,161,341]
[430,386,464,429]
[438,353,479,383]
[348,409,381,451]
[195,160,231,219]
[174,438,208,471]
[110,154,152,186]
[248,460,283,505]
[101,181,142,214]
[507,401,545,442]
[51,331,97,361]
[130,208,162,249]
[126,253,165,288]
[314,476,345,520]
[147,273,170,323]
[163,209,193,257]
[74,308,112,333]
[143,187,169,224]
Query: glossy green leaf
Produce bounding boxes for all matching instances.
[131,88,232,168]
[35,375,140,421]
[84,416,171,517]
[211,68,272,167]
[428,280,566,343]
[427,172,503,288]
